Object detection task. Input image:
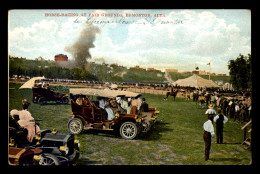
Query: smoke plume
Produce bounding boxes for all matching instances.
[64,24,101,67]
[94,58,105,64]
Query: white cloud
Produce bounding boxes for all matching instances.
[8,10,251,75]
[91,10,250,74]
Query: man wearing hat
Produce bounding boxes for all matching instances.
[214,108,228,144]
[203,103,216,161]
[205,104,216,115]
[203,114,215,161]
[22,98,30,110]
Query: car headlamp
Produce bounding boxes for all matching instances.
[60,145,69,155]
[33,155,42,161]
[74,139,80,147]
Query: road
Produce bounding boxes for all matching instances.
[164,72,175,84]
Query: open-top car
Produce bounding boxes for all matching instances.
[67,88,159,140]
[19,76,68,105]
[9,115,80,165]
[32,84,69,105]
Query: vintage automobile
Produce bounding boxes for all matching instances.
[67,88,159,140]
[32,84,69,105]
[9,115,80,165]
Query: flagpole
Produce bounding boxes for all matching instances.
[209,65,210,80]
[209,60,211,80]
[207,60,211,80]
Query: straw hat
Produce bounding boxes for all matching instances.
[208,104,213,108]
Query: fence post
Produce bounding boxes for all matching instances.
[244,127,247,141]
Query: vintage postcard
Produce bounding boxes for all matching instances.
[8,9,252,165]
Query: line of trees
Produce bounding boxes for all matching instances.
[8,56,167,83]
[228,53,251,91]
[9,56,98,81]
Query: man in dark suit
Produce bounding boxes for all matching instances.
[214,108,228,144]
[139,98,149,113]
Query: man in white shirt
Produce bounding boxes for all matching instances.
[205,104,216,115]
[203,113,215,161]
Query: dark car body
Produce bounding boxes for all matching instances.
[9,115,80,165]
[32,86,69,105]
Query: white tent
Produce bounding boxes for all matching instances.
[172,74,219,88]
[19,76,45,89]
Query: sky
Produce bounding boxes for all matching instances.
[8,9,251,75]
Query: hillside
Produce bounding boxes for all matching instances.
[168,72,230,84]
[9,57,167,83]
[9,56,229,84]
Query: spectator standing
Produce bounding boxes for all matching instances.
[214,108,228,144]
[205,104,216,115]
[239,103,247,123]
[228,99,235,119]
[203,114,215,161]
[234,101,240,122]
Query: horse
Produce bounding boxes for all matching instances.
[165,88,179,101]
[197,95,206,108]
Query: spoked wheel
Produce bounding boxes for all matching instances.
[56,99,62,104]
[69,145,80,164]
[141,120,151,133]
[62,97,69,104]
[39,153,60,166]
[38,97,47,105]
[68,118,83,134]
[119,122,138,140]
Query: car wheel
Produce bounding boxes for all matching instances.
[38,97,47,105]
[62,97,69,104]
[141,120,151,133]
[119,121,138,140]
[39,153,60,166]
[68,118,83,134]
[69,144,80,164]
[56,99,62,104]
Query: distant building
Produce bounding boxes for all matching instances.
[35,56,45,61]
[217,74,226,76]
[165,69,178,73]
[192,70,199,74]
[129,66,146,71]
[147,68,155,72]
[179,71,191,74]
[198,70,209,75]
[55,54,68,62]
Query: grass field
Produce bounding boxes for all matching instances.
[8,83,251,165]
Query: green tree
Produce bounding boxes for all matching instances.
[228,53,251,91]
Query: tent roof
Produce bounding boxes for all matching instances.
[19,76,45,89]
[172,74,219,88]
[70,88,141,98]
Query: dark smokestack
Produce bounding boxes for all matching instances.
[64,24,100,67]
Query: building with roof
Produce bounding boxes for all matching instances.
[55,54,68,62]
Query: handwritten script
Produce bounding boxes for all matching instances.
[73,16,184,27]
